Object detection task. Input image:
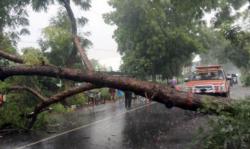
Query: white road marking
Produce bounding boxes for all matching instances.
[16,102,156,149]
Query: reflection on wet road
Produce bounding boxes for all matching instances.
[0,100,204,149]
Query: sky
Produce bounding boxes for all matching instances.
[18,0,121,71]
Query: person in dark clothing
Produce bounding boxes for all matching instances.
[124,91,132,108]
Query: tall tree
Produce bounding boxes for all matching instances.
[39,10,92,68]
[223,26,250,78]
[105,0,249,79]
[104,0,211,79]
[31,0,94,71]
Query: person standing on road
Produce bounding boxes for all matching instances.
[124,91,132,109]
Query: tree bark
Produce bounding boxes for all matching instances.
[7,86,47,102]
[0,50,24,64]
[0,65,233,112]
[62,0,94,72]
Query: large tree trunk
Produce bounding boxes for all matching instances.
[0,50,233,128]
[0,50,24,63]
[0,65,233,112]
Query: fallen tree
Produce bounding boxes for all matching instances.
[0,50,232,113]
[0,43,233,129]
[0,65,233,112]
[0,1,233,130]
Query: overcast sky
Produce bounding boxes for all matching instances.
[18,0,121,70]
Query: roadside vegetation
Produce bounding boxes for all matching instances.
[0,88,112,131]
[242,75,250,86]
[195,97,250,149]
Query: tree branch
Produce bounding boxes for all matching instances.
[7,85,48,102]
[27,83,98,129]
[0,50,24,64]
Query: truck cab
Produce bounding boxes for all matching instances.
[184,65,230,97]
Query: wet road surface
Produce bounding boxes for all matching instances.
[1,100,204,149]
[0,85,248,149]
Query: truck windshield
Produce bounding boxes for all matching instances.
[191,70,224,81]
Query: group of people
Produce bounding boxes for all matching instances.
[86,88,133,109]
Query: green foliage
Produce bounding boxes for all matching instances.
[199,28,231,65]
[200,98,250,149]
[0,0,30,44]
[105,0,249,79]
[40,10,91,67]
[100,88,111,100]
[0,35,16,53]
[105,0,209,79]
[31,0,91,12]
[222,27,250,70]
[0,35,17,66]
[0,94,34,129]
[51,103,67,113]
[33,112,50,130]
[200,96,229,114]
[67,93,87,106]
[0,81,11,93]
[31,0,54,12]
[22,47,49,65]
[0,0,93,131]
[242,74,250,87]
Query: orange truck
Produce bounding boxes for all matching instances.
[183,65,230,97]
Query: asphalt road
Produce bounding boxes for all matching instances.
[0,85,249,149]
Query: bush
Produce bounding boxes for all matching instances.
[0,92,63,130]
[33,112,49,130]
[67,93,87,107]
[200,97,250,149]
[0,96,33,129]
[34,104,68,130]
[100,88,111,100]
[51,103,67,113]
